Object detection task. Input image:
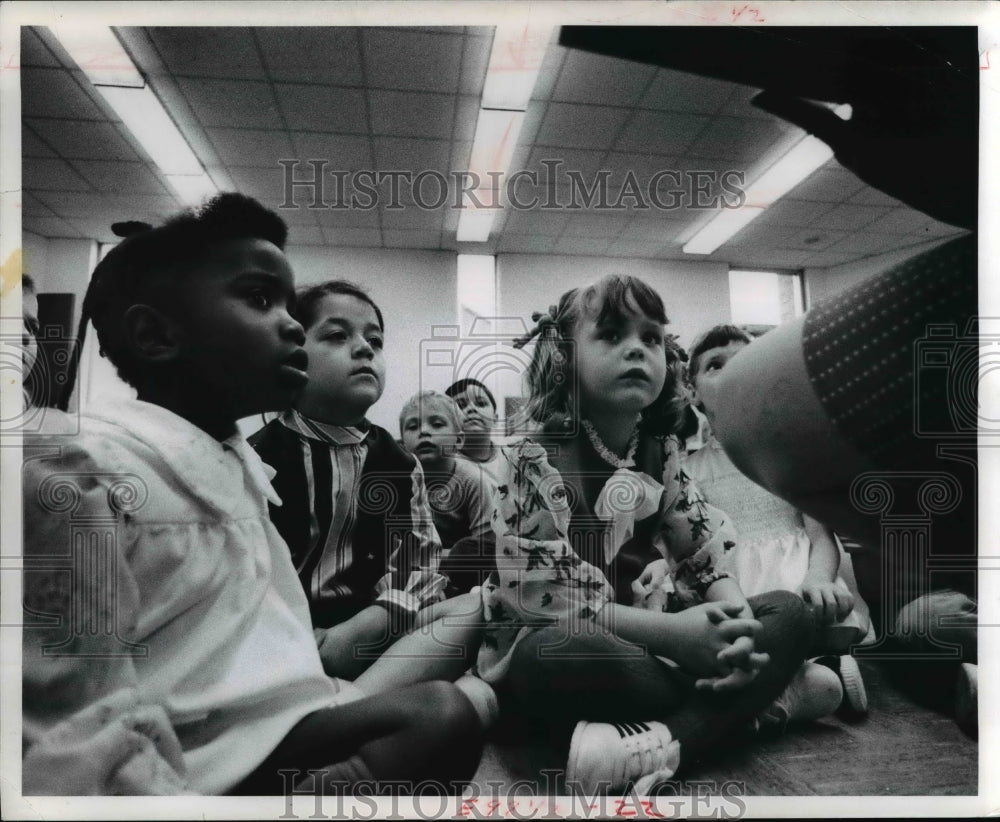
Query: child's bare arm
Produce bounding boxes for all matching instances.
[595,601,765,688]
[703,576,753,620]
[800,513,854,624]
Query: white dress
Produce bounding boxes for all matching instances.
[684,437,871,642]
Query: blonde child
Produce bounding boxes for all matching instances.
[474,275,817,792]
[399,390,495,553]
[685,324,872,723]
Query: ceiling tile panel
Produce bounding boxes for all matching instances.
[21,68,105,119]
[459,32,492,97]
[369,91,455,139]
[292,133,374,172]
[373,137,453,177]
[775,227,850,251]
[865,207,935,235]
[287,225,326,246]
[72,160,169,194]
[227,166,289,203]
[23,158,93,191]
[177,77,280,129]
[22,124,57,158]
[754,199,836,228]
[687,115,791,163]
[818,204,893,232]
[207,128,294,167]
[256,28,363,85]
[275,84,368,133]
[553,234,612,256]
[21,27,61,67]
[497,234,557,253]
[148,28,264,79]
[320,226,383,246]
[314,205,382,229]
[552,51,656,107]
[637,68,734,115]
[785,160,867,202]
[363,30,463,93]
[26,119,140,161]
[536,103,631,151]
[382,229,441,249]
[23,215,84,238]
[21,193,55,217]
[613,110,708,156]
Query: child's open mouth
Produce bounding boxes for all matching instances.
[351,367,378,380]
[279,349,310,387]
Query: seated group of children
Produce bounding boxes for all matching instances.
[20,193,911,798]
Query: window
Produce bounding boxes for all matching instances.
[728,269,804,336]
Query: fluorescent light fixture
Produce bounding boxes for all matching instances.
[165,173,219,206]
[50,26,218,206]
[454,24,553,245]
[456,109,525,243]
[456,192,500,243]
[481,24,553,111]
[467,109,525,185]
[683,104,851,255]
[683,206,766,255]
[49,25,144,88]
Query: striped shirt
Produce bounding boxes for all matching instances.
[251,410,446,627]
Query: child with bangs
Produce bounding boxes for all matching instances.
[473,275,816,792]
[398,390,495,554]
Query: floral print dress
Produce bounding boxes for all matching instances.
[475,429,738,683]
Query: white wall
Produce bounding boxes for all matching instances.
[23,234,95,336]
[492,254,731,415]
[804,236,956,307]
[284,245,457,433]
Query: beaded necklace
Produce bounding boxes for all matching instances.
[582,417,640,469]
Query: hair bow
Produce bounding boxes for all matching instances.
[512,305,559,349]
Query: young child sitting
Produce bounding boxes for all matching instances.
[473,275,818,793]
[250,281,454,673]
[398,390,495,554]
[21,195,484,796]
[684,324,872,721]
[445,378,505,483]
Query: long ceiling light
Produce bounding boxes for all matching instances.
[49,25,218,207]
[456,24,552,243]
[683,103,853,255]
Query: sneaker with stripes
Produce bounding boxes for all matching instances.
[566,720,680,793]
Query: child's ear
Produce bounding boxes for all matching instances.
[455,430,465,451]
[123,304,182,364]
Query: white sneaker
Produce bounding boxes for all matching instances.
[757,661,843,730]
[566,720,680,793]
[814,653,869,716]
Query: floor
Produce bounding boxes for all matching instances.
[471,660,977,796]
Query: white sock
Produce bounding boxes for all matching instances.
[454,674,499,729]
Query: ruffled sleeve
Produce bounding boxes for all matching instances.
[476,440,614,682]
[656,436,738,609]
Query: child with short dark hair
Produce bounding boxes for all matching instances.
[399,390,495,553]
[22,195,483,795]
[685,323,872,720]
[445,378,504,481]
[249,281,493,725]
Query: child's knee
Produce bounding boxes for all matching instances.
[413,681,481,739]
[752,590,816,645]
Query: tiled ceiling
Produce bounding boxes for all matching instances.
[20,25,966,268]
